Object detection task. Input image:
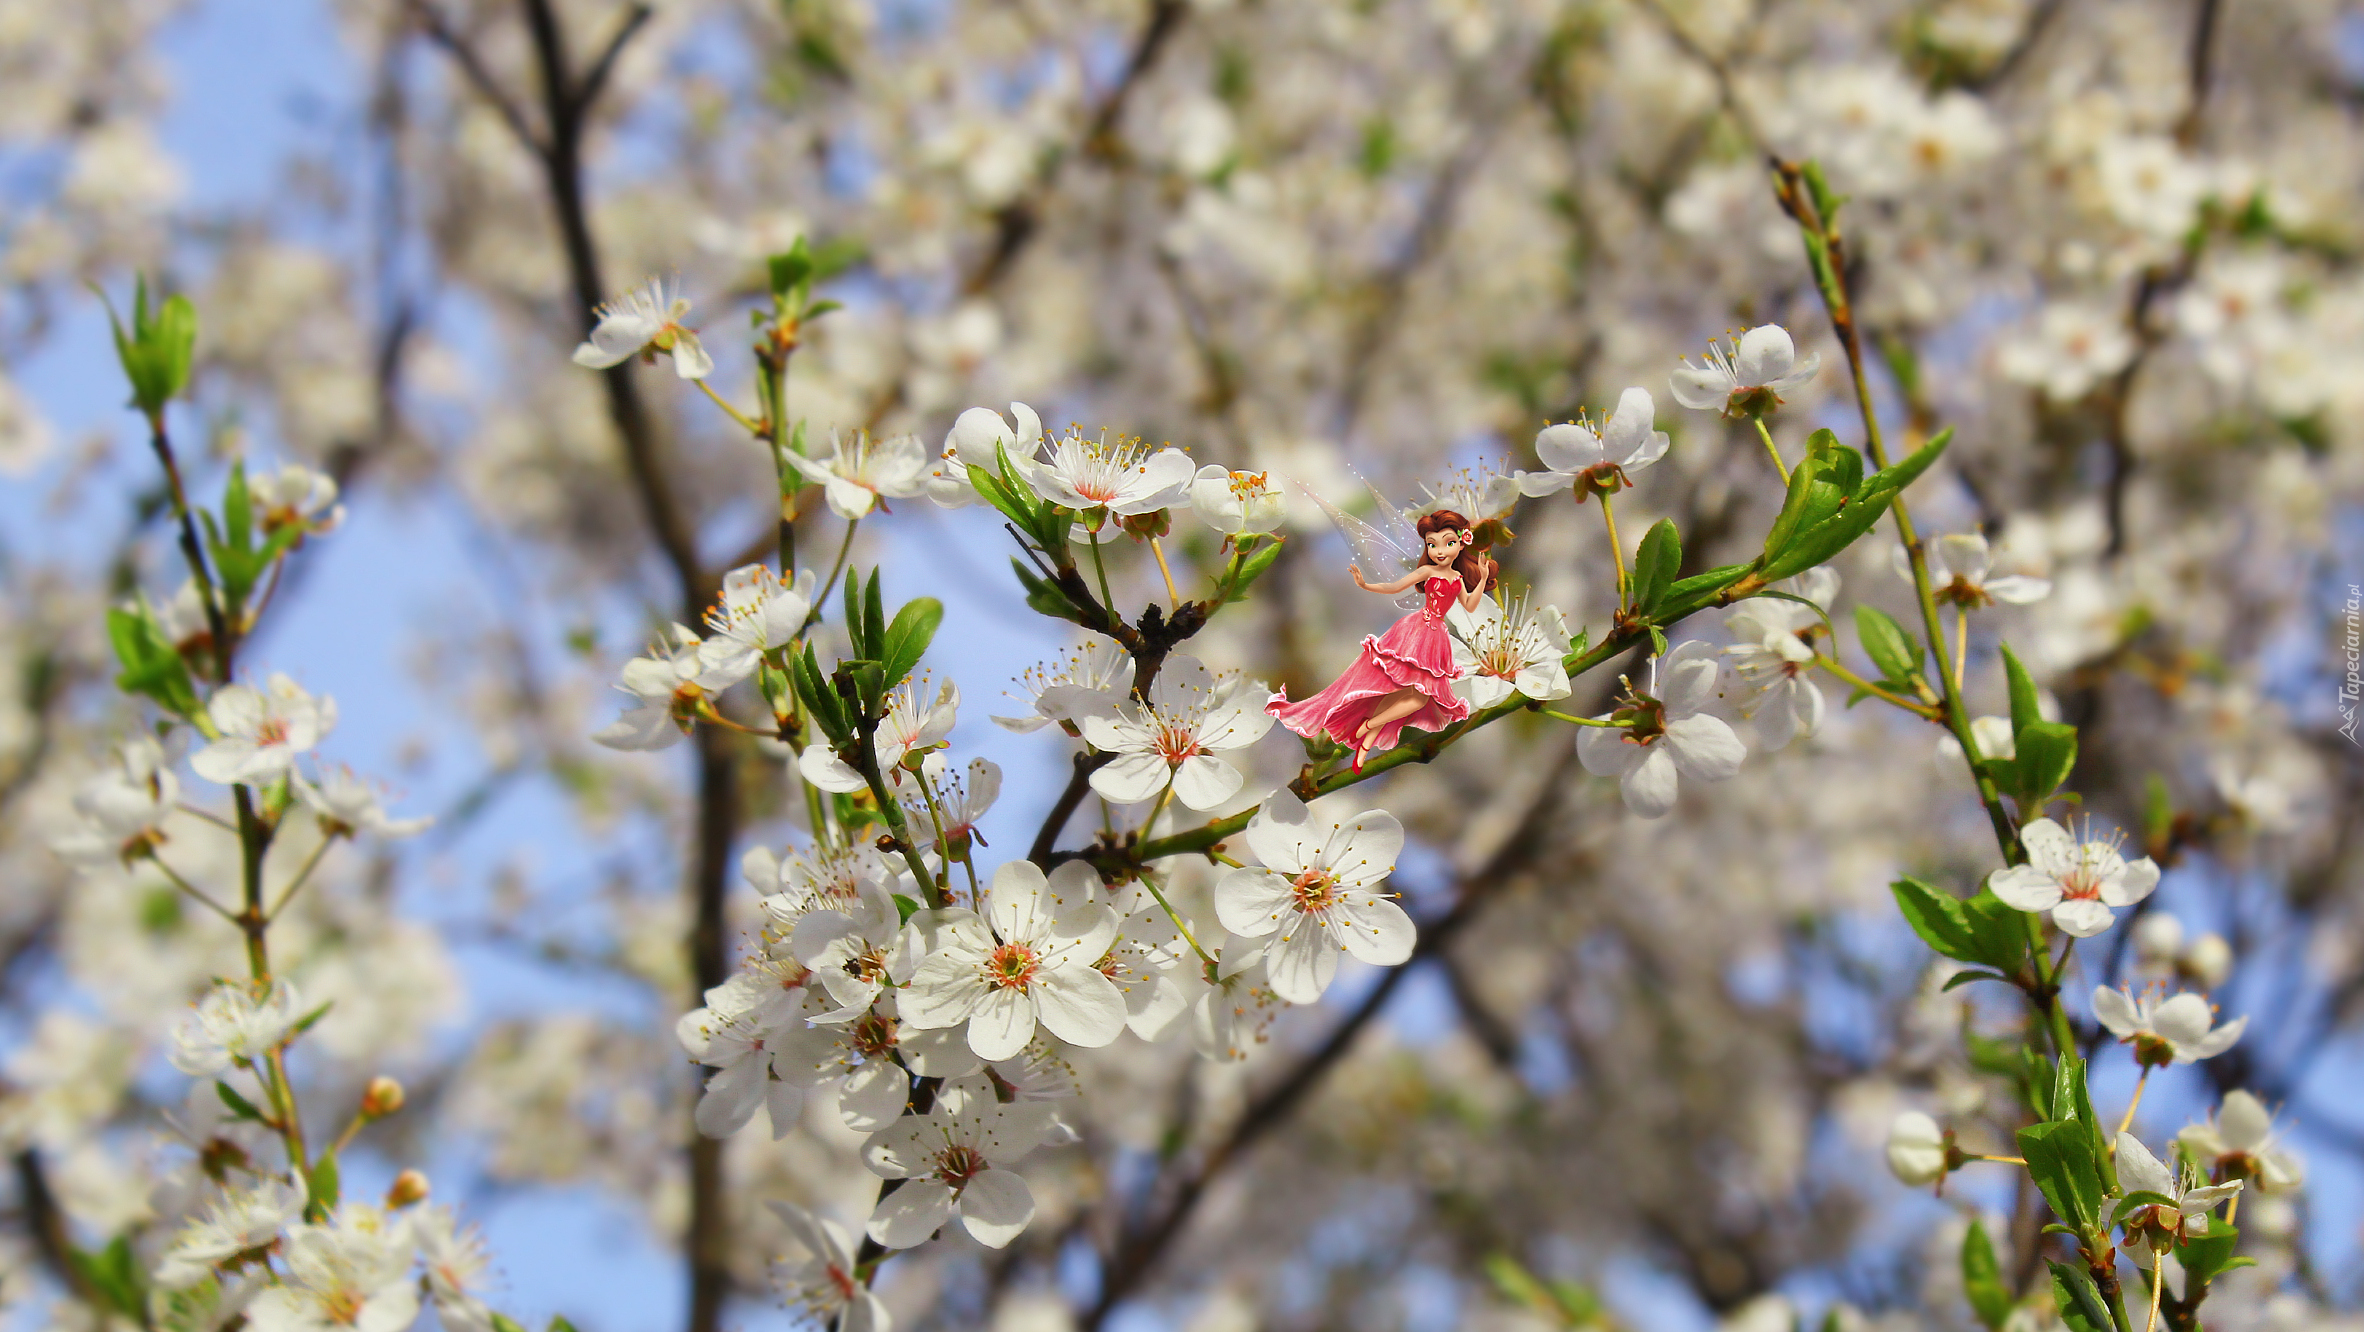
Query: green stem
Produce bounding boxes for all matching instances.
[1540,710,1623,728]
[1088,526,1118,614]
[803,519,861,634]
[266,834,338,922]
[693,378,763,437]
[1600,494,1628,608]
[1752,416,1790,481]
[1137,871,1215,969]
[1810,653,1943,719]
[148,856,240,924]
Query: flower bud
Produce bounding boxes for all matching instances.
[2132,912,2184,964]
[385,1169,430,1208]
[2182,933,2232,989]
[1885,1111,1951,1187]
[360,1076,406,1119]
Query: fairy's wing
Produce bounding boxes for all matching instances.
[1294,479,1427,609]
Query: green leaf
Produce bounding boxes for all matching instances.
[1855,605,1924,687]
[1961,1220,2012,1330]
[2019,1119,2106,1232]
[67,1235,144,1319]
[2014,721,2078,810]
[106,603,203,718]
[215,1080,267,1123]
[1011,558,1084,626]
[891,894,921,924]
[1760,450,1820,562]
[1891,876,1977,963]
[1628,519,1682,612]
[1962,890,2031,974]
[794,645,851,744]
[879,597,943,689]
[1941,969,2011,992]
[548,1318,581,1332]
[2000,642,2043,738]
[862,569,886,664]
[768,238,815,298]
[2047,1261,2112,1332]
[1659,563,1754,618]
[1216,534,1288,605]
[306,1151,341,1213]
[493,1315,529,1332]
[102,276,199,416]
[290,999,336,1037]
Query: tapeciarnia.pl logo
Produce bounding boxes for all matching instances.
[2342,583,2362,745]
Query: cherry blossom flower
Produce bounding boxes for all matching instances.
[1986,818,2159,937]
[1515,387,1670,500]
[772,997,979,1133]
[154,1180,306,1287]
[1896,533,2051,606]
[1938,714,2019,767]
[1576,641,1747,818]
[1721,568,1837,750]
[412,1207,496,1332]
[678,970,827,1138]
[592,627,706,752]
[2116,1132,2241,1240]
[758,842,898,920]
[1012,426,1196,520]
[787,429,930,519]
[570,276,713,379]
[1670,325,1821,418]
[1413,465,1522,527]
[191,673,336,785]
[928,401,1042,508]
[861,1076,1058,1249]
[1185,935,1280,1061]
[1080,655,1272,810]
[2179,1091,2303,1196]
[293,765,431,839]
[1885,1111,1950,1187]
[1451,593,1573,708]
[899,861,1126,1061]
[50,737,179,868]
[246,1206,420,1332]
[1189,464,1286,535]
[1997,302,2134,402]
[768,1201,890,1332]
[248,463,345,537]
[792,879,918,1019]
[1215,793,1414,1004]
[991,635,1135,732]
[800,678,960,792]
[170,979,305,1076]
[695,564,814,689]
[2093,987,2246,1066]
[1087,879,1193,1038]
[906,754,1000,859]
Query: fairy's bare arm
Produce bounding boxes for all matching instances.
[1351,564,1443,595]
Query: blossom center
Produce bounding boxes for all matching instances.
[1226,470,1269,500]
[985,942,1041,992]
[851,1012,898,1058]
[1152,722,1203,766]
[934,1143,988,1187]
[321,1289,365,1325]
[1290,868,1339,913]
[254,718,290,748]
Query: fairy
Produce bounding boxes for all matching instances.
[1267,481,1504,768]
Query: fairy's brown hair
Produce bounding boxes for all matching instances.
[1416,509,1498,593]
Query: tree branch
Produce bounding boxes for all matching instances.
[404,0,546,156]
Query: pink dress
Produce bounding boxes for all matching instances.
[1268,572,1472,754]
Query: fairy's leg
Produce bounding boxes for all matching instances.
[1352,688,1428,765]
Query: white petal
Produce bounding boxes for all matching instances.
[1576,721,1641,777]
[955,1169,1035,1249]
[1983,575,2052,604]
[838,1060,910,1133]
[2018,819,2077,877]
[1619,746,1681,818]
[1988,866,2064,912]
[1734,324,1797,385]
[1170,754,1243,811]
[1215,868,1294,938]
[1264,919,1338,1004]
[966,986,1038,1062]
[2103,857,2161,907]
[2092,986,2144,1039]
[867,1181,957,1249]
[2051,899,2116,938]
[1335,896,1416,966]
[1668,366,1731,410]
[799,745,870,793]
[1033,969,1128,1049]
[1663,715,1746,782]
[1090,752,1172,805]
[766,1076,805,1140]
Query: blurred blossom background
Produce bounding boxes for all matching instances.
[1,0,2361,1330]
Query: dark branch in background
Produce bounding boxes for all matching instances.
[1029,751,1116,868]
[407,6,739,1332]
[1964,0,2067,92]
[1082,742,1581,1330]
[13,1150,100,1310]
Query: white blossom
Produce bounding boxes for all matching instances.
[570,276,713,378]
[1012,426,1196,519]
[1189,464,1286,535]
[768,1201,890,1332]
[2179,1091,2304,1194]
[154,1181,306,1288]
[246,1206,419,1332]
[929,401,1042,508]
[1898,533,2051,606]
[170,980,305,1076]
[1576,641,1747,818]
[248,463,345,537]
[900,861,1126,1061]
[1997,302,2134,402]
[791,878,919,1019]
[907,755,999,857]
[1214,792,1414,1004]
[799,678,959,792]
[1080,655,1272,810]
[1885,1110,1949,1187]
[412,1207,496,1332]
[991,636,1135,733]
[293,765,431,839]
[190,674,336,785]
[1987,819,2159,937]
[786,430,930,520]
[1720,567,1837,750]
[1451,593,1573,709]
[2116,1132,2241,1238]
[592,626,706,752]
[50,737,179,867]
[695,564,814,689]
[860,1077,1057,1249]
[1515,387,1670,498]
[2092,987,2246,1066]
[1669,325,1821,417]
